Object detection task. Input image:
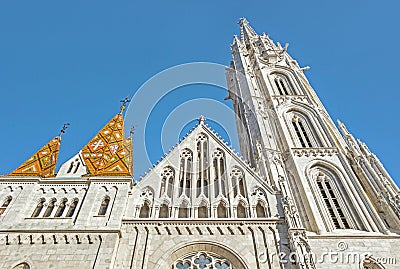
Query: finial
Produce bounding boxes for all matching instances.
[120,96,131,114]
[337,120,349,136]
[59,123,70,138]
[238,17,248,26]
[198,115,206,124]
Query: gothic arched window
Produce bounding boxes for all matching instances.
[213,149,226,198]
[178,207,189,218]
[231,167,246,198]
[197,134,210,198]
[217,202,227,218]
[139,202,151,218]
[43,199,56,217]
[0,197,12,216]
[172,252,232,269]
[290,113,320,148]
[98,196,110,216]
[315,171,350,230]
[160,166,174,198]
[159,204,169,218]
[256,201,267,218]
[198,205,208,218]
[55,199,67,217]
[66,199,78,217]
[237,202,247,218]
[273,73,294,95]
[32,199,45,217]
[179,149,192,197]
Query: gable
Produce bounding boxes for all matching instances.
[129,118,279,219]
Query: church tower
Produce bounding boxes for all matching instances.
[226,17,400,266]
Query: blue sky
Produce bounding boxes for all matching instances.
[0,1,399,186]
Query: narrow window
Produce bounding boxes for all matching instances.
[159,204,169,218]
[161,167,174,198]
[139,202,150,218]
[55,199,67,217]
[197,134,209,186]
[279,79,289,95]
[203,179,209,197]
[292,121,306,147]
[66,200,78,217]
[179,149,192,197]
[298,121,313,147]
[274,74,293,95]
[179,179,184,196]
[43,199,56,217]
[185,180,191,197]
[237,203,247,218]
[178,207,189,218]
[256,202,267,218]
[274,79,284,95]
[213,150,226,198]
[233,183,238,197]
[317,176,350,229]
[98,197,110,216]
[160,178,166,197]
[197,179,202,197]
[221,179,226,196]
[214,179,219,198]
[217,202,227,218]
[73,162,80,174]
[0,197,12,216]
[325,181,350,229]
[167,177,173,198]
[198,206,208,218]
[32,199,45,217]
[67,162,74,173]
[239,179,246,197]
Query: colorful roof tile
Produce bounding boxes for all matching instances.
[81,113,132,176]
[8,136,61,178]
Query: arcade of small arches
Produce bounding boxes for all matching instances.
[30,197,79,218]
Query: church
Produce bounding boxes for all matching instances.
[0,19,399,269]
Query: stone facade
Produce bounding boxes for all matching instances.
[0,18,399,269]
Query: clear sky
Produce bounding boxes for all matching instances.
[0,0,399,186]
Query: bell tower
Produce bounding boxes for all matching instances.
[226,18,399,238]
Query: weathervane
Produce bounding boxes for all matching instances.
[129,125,135,137]
[59,123,70,138]
[120,96,131,114]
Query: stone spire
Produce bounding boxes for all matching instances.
[238,17,258,41]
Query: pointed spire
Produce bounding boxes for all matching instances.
[8,136,61,178]
[81,113,132,176]
[80,104,133,177]
[238,18,258,41]
[337,120,350,137]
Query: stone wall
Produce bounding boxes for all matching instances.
[0,232,119,269]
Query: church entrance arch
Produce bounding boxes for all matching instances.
[166,242,247,269]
